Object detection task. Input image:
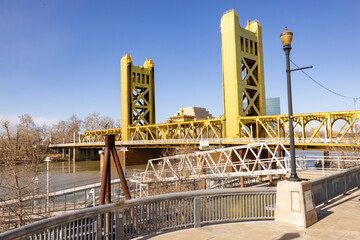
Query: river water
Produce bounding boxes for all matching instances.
[20,149,353,194]
[31,160,146,193]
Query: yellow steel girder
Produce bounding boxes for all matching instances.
[80,110,360,148]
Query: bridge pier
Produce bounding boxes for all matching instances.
[99,148,163,172]
[56,147,101,162]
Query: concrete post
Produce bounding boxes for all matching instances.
[194,197,201,228]
[116,210,125,240]
[275,181,317,228]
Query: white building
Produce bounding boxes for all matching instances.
[174,107,213,120]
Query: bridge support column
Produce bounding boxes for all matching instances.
[100,148,163,173]
[72,148,76,163]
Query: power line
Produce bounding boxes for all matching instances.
[289,59,360,110]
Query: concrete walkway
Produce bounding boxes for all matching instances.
[138,188,360,240]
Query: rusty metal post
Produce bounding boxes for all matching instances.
[109,135,131,200]
[99,136,111,205]
[239,150,244,188]
[106,158,111,204]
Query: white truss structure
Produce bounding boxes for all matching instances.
[142,143,291,182]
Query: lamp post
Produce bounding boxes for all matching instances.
[44,157,51,212]
[280,27,301,181]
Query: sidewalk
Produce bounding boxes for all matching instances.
[138,188,360,240]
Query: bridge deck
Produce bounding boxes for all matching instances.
[50,138,360,151]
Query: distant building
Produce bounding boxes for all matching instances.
[176,107,213,119]
[168,107,213,122]
[266,97,281,115]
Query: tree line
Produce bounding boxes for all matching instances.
[0,112,119,231]
[50,112,120,144]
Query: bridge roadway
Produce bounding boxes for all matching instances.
[138,188,360,240]
[50,137,360,151]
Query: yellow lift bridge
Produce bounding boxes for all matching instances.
[79,9,360,151]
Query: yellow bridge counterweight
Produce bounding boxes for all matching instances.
[221,10,266,138]
[121,54,155,141]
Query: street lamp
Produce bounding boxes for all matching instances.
[44,157,51,212]
[280,27,301,181]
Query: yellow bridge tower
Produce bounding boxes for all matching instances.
[77,9,360,152]
[221,10,266,138]
[121,54,155,141]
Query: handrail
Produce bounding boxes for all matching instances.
[311,166,360,206]
[50,137,360,147]
[0,187,276,240]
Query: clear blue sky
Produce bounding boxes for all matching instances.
[1,0,360,125]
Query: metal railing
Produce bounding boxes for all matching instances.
[0,188,276,240]
[50,137,360,147]
[311,166,360,206]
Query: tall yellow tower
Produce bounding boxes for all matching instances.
[121,54,155,141]
[220,9,266,138]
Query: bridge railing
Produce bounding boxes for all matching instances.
[50,137,360,147]
[0,188,276,240]
[311,165,360,206]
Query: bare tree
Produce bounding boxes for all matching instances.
[83,112,117,131]
[0,115,49,232]
[49,114,82,144]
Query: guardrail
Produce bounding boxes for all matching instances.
[311,166,360,206]
[49,137,360,147]
[0,188,276,240]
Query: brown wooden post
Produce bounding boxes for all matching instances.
[201,168,206,190]
[268,150,273,185]
[257,147,262,183]
[239,150,244,188]
[281,149,287,180]
[277,147,282,180]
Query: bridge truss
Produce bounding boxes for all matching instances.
[79,110,360,149]
[141,143,289,182]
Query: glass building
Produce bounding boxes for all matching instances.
[266,97,281,115]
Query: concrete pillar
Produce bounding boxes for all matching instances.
[72,148,76,162]
[275,181,317,228]
[72,148,76,173]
